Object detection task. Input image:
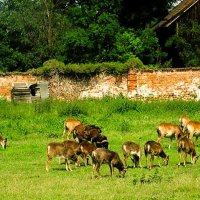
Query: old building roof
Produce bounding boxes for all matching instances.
[152,0,199,30]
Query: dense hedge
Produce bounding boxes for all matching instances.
[30,56,145,76]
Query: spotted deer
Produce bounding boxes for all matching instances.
[122,141,142,168]
[144,140,169,169]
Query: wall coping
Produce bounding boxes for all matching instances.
[131,67,200,73]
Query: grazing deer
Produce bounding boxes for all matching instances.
[80,141,97,166]
[144,141,169,169]
[91,148,127,178]
[73,124,102,143]
[179,115,200,141]
[46,142,79,172]
[122,141,142,168]
[157,122,185,149]
[178,136,199,167]
[63,118,81,140]
[0,136,7,149]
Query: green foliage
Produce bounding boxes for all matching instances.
[0,0,169,72]
[165,20,200,67]
[31,57,145,76]
[57,100,88,117]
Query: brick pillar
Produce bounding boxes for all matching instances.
[127,68,137,92]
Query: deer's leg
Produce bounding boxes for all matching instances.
[96,163,101,177]
[46,157,52,172]
[124,154,129,168]
[146,154,149,169]
[110,161,115,176]
[178,151,181,166]
[91,162,96,178]
[65,157,72,171]
[63,122,67,138]
[82,154,87,166]
[183,153,187,167]
[131,155,136,168]
[150,155,153,169]
[169,138,173,150]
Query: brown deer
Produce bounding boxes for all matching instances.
[179,115,200,141]
[0,136,7,149]
[46,142,79,172]
[157,122,185,149]
[122,141,142,168]
[144,140,169,169]
[73,124,102,143]
[91,148,127,178]
[63,118,81,140]
[80,141,97,166]
[178,136,199,167]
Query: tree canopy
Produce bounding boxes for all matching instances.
[0,0,185,72]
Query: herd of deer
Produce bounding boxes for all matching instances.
[0,114,199,178]
[45,114,200,178]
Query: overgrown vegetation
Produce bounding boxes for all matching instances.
[0,0,176,72]
[31,56,145,76]
[165,19,200,67]
[1,98,200,199]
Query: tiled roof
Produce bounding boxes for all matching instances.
[152,0,199,30]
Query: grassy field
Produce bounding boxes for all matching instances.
[1,97,200,200]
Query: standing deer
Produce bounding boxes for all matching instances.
[157,122,185,149]
[63,118,81,140]
[179,115,200,141]
[178,136,199,167]
[122,141,142,168]
[144,140,169,169]
[46,142,79,172]
[0,136,7,149]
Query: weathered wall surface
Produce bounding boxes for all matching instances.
[128,68,200,100]
[1,68,200,101]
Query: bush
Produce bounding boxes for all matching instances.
[31,57,145,76]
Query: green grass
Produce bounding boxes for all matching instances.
[1,97,200,199]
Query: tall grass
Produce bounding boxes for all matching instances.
[1,98,200,199]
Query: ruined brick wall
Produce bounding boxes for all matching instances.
[128,68,200,100]
[1,68,200,101]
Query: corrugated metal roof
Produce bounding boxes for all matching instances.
[152,0,199,30]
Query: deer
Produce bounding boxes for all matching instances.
[0,136,7,149]
[178,136,199,167]
[63,118,81,140]
[73,124,102,143]
[179,115,200,141]
[91,148,127,178]
[46,142,79,172]
[157,122,186,149]
[122,141,142,168]
[144,140,169,169]
[80,141,97,166]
